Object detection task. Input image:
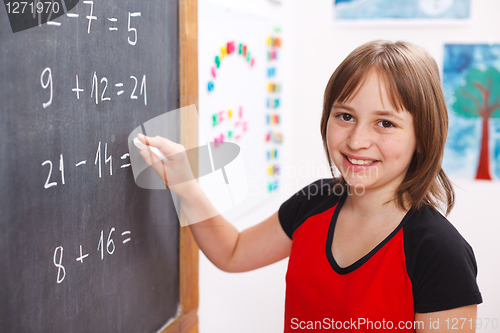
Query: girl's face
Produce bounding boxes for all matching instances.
[326,70,416,194]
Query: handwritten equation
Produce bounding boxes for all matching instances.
[53,227,132,284]
[32,0,144,46]
[40,68,147,108]
[42,141,130,189]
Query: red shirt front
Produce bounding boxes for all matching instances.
[285,203,414,332]
[279,179,482,332]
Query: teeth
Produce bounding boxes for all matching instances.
[346,156,375,165]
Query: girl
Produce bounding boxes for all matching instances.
[137,40,482,332]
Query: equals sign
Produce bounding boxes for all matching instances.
[108,17,118,31]
[121,153,131,168]
[122,231,131,244]
[115,83,124,95]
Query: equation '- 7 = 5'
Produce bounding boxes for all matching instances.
[43,1,142,46]
[53,228,132,284]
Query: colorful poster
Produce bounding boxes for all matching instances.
[443,44,500,180]
[265,30,283,194]
[334,0,470,21]
[198,1,285,219]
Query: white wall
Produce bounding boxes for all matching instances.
[198,1,500,332]
[449,179,500,331]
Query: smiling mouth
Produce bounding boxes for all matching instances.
[344,154,378,166]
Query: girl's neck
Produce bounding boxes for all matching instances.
[343,184,407,219]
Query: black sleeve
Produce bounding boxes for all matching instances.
[404,207,482,313]
[278,178,339,240]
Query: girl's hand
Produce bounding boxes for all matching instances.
[136,133,199,199]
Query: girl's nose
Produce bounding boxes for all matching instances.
[347,124,372,151]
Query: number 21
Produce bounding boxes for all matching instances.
[42,154,65,189]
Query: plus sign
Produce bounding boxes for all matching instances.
[72,75,84,99]
[76,245,89,263]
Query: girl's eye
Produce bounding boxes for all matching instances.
[338,113,353,122]
[378,120,395,128]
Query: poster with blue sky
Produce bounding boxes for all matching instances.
[443,44,500,181]
[334,0,470,20]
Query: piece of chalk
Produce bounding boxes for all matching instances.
[133,137,168,161]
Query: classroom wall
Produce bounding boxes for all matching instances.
[198,0,294,332]
[198,1,500,332]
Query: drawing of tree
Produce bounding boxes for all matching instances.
[453,67,500,180]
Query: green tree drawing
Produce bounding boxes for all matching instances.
[453,67,500,180]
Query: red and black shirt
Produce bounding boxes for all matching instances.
[279,179,482,332]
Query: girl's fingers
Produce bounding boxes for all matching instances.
[140,148,158,166]
[137,134,195,189]
[136,133,148,145]
[140,149,169,186]
[136,133,183,158]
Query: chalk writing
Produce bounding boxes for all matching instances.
[52,228,132,283]
[42,142,131,188]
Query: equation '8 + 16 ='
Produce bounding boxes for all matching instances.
[53,228,132,284]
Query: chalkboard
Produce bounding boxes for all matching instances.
[0,0,198,332]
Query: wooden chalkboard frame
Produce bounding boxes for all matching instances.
[161,0,199,332]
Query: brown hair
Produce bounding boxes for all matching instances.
[320,40,454,215]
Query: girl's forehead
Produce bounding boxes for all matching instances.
[340,68,406,113]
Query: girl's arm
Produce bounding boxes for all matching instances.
[415,305,477,333]
[137,134,293,272]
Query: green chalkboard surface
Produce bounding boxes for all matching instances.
[0,1,181,332]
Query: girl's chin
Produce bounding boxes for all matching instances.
[340,169,378,184]
[342,176,377,191]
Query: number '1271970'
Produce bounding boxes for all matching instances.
[5,1,60,15]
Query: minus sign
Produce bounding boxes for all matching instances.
[109,27,118,31]
[115,83,123,87]
[76,161,87,167]
[47,21,61,26]
[108,18,117,22]
[67,13,79,18]
[120,164,131,168]
[117,91,124,95]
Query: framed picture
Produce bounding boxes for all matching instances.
[443,44,500,181]
[334,0,471,24]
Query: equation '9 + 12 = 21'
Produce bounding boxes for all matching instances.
[40,68,147,108]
